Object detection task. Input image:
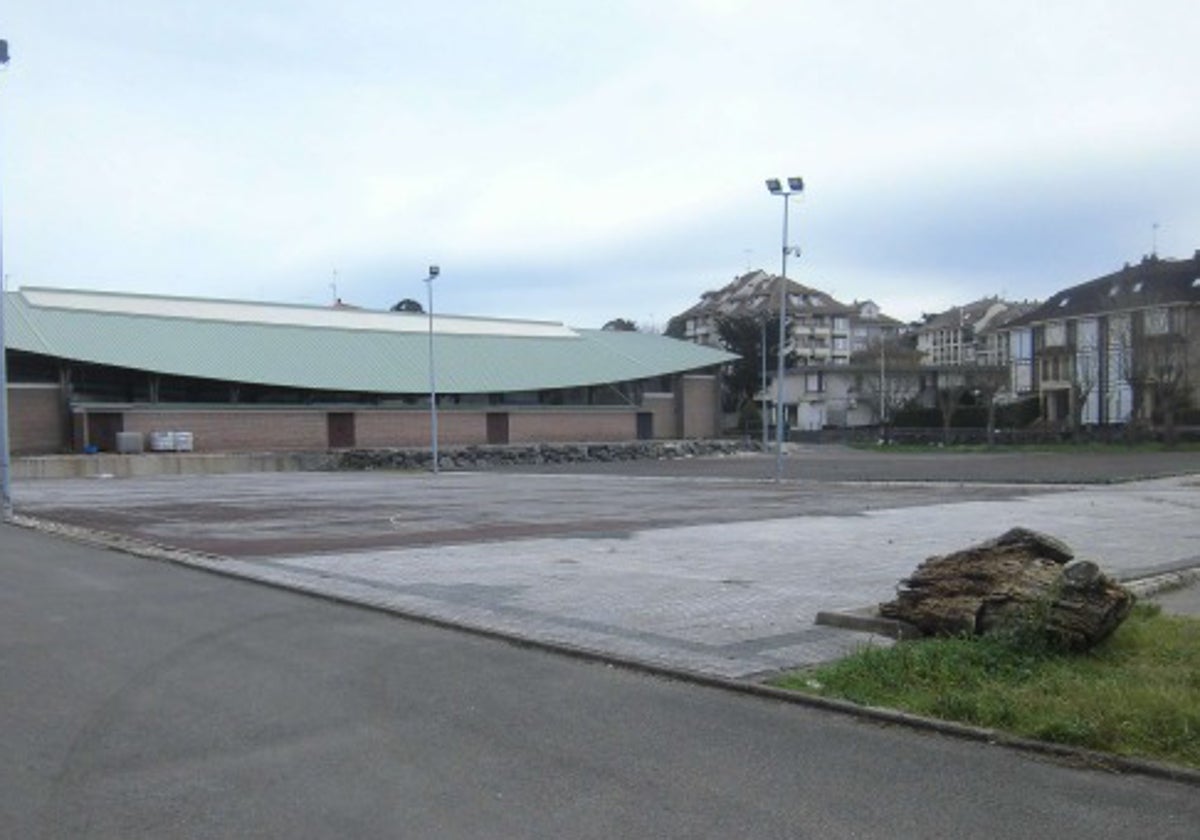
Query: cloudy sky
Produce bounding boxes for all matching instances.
[2,1,1197,327]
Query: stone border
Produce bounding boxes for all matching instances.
[13,439,757,480]
[1124,567,1200,599]
[7,510,1198,788]
[333,439,754,471]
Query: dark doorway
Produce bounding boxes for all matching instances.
[637,412,653,441]
[84,412,124,452]
[327,413,356,449]
[486,412,510,445]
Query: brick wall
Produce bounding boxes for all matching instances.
[508,409,636,442]
[679,375,719,438]
[121,409,327,452]
[356,410,489,447]
[642,392,678,439]
[65,403,659,453]
[8,385,67,455]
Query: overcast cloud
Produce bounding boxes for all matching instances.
[2,1,1197,326]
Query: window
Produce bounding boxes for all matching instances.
[1145,307,1170,335]
[1044,321,1066,347]
[805,372,823,393]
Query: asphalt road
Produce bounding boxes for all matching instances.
[3,523,1198,839]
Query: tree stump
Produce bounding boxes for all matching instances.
[879,528,1134,651]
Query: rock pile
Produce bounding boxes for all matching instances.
[334,439,752,472]
[879,527,1134,651]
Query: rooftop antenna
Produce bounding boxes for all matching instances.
[742,249,753,273]
[1151,222,1159,258]
[330,269,339,304]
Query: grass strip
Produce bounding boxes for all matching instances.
[848,441,1200,455]
[773,604,1200,769]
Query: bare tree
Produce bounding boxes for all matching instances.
[1067,324,1101,438]
[851,338,922,442]
[968,365,1010,447]
[1113,307,1194,444]
[1132,332,1191,444]
[935,368,969,445]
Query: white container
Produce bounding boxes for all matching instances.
[115,431,144,454]
[148,431,176,452]
[173,431,194,452]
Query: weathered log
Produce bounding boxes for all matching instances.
[879,528,1133,651]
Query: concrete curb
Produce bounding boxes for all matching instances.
[1124,567,1200,598]
[9,512,1200,789]
[816,561,1200,639]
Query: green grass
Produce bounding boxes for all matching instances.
[774,604,1200,768]
[849,441,1200,455]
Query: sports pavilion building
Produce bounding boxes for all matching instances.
[3,287,735,456]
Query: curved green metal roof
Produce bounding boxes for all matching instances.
[4,288,735,394]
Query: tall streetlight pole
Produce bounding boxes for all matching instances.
[424,265,440,475]
[765,176,803,482]
[760,316,768,450]
[880,334,888,437]
[0,39,12,519]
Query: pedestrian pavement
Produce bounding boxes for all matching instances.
[28,471,1193,680]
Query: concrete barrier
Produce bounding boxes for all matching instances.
[12,440,752,480]
[12,451,337,480]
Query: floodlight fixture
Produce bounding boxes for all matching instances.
[787,176,804,192]
[765,178,782,194]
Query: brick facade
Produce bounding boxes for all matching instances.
[508,409,636,443]
[7,375,725,455]
[121,409,328,451]
[679,375,719,438]
[642,392,676,440]
[8,385,67,455]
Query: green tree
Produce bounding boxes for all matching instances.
[391,298,424,313]
[716,314,789,416]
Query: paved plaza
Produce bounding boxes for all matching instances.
[14,448,1200,679]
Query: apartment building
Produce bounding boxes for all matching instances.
[675,270,900,366]
[1004,252,1199,426]
[915,297,1035,367]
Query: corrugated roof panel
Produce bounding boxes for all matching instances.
[4,290,736,394]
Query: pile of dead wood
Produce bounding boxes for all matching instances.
[879,528,1134,651]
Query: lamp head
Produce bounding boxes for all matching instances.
[787,177,804,192]
[428,265,440,278]
[765,178,782,194]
